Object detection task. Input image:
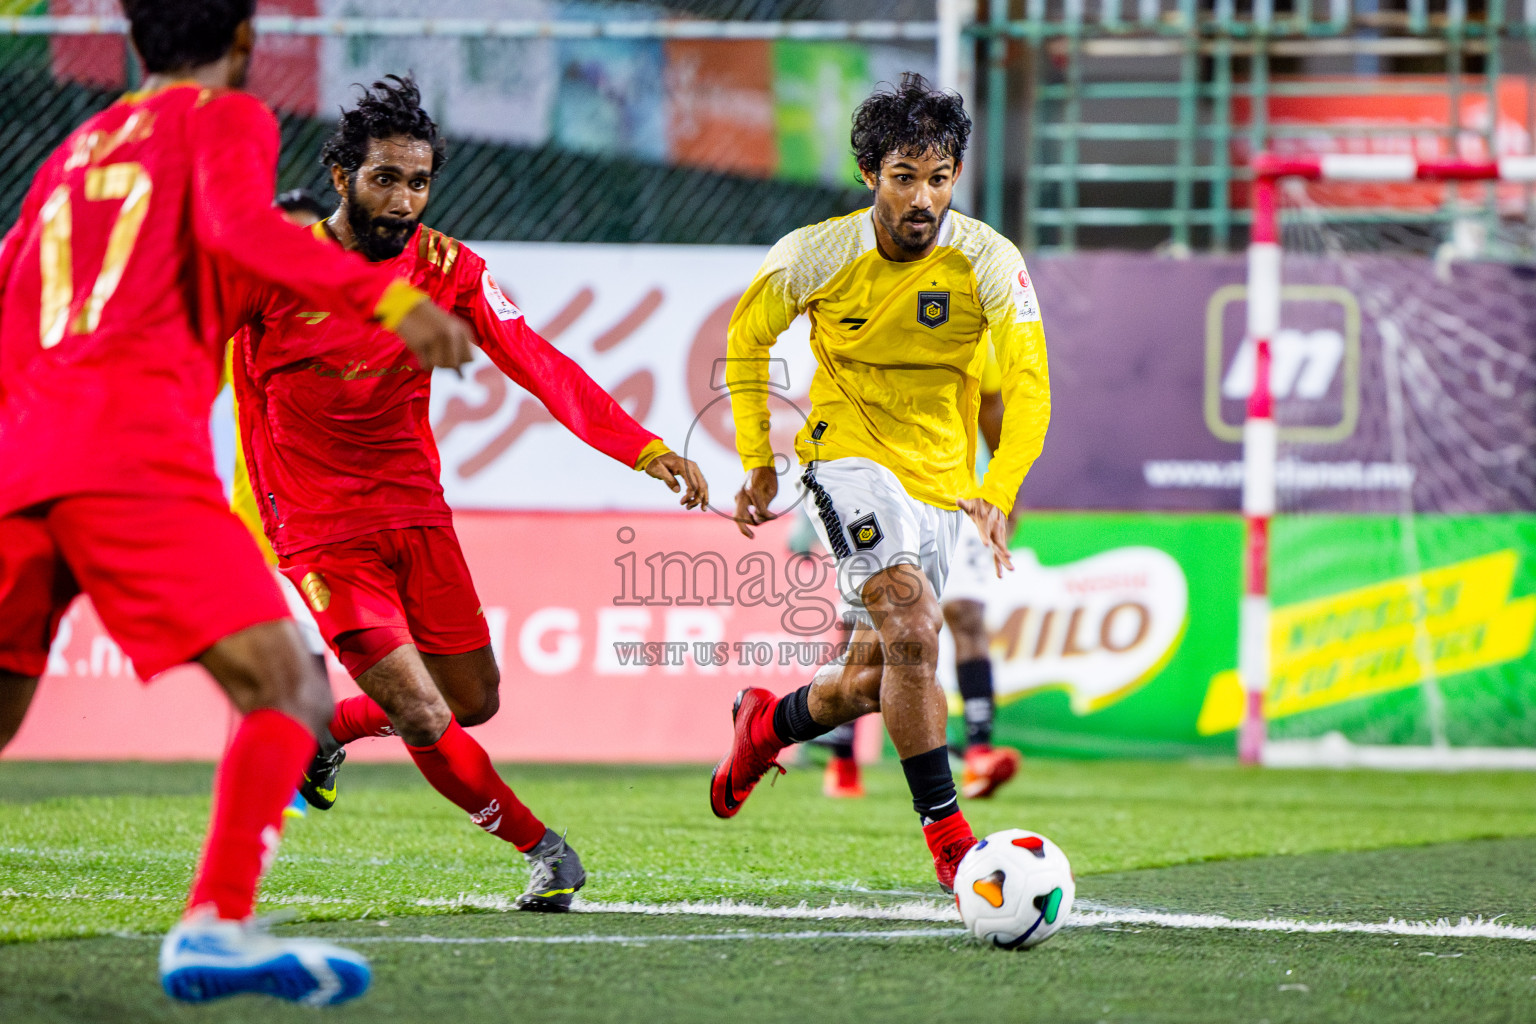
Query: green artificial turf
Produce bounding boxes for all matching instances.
[2,758,1535,1023]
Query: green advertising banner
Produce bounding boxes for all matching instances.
[971,513,1536,758]
[1202,515,1536,749]
[960,514,1243,758]
[771,42,868,185]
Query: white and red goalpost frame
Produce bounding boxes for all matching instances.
[1237,152,1536,765]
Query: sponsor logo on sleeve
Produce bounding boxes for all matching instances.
[1012,267,1041,324]
[482,271,523,321]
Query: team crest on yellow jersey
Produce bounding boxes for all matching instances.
[917,291,950,328]
[848,513,883,551]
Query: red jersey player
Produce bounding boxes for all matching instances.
[227,76,709,912]
[0,1,476,1006]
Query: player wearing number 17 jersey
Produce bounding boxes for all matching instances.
[0,0,475,1006]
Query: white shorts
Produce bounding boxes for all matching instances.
[275,567,327,658]
[941,514,996,605]
[799,457,963,627]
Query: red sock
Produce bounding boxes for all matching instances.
[328,694,394,744]
[406,720,545,851]
[751,695,788,753]
[187,709,315,920]
[922,811,976,860]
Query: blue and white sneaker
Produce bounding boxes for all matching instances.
[159,908,370,1006]
[283,791,308,820]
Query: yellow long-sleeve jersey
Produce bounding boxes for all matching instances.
[727,208,1050,515]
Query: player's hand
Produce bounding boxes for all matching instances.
[646,452,709,510]
[394,299,476,373]
[958,497,1015,577]
[734,466,779,539]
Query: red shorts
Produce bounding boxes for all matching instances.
[278,525,490,675]
[0,494,289,680]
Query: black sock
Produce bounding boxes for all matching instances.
[956,658,994,749]
[318,726,343,757]
[772,685,832,745]
[900,746,960,825]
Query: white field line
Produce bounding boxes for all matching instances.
[415,895,963,920]
[345,928,968,946]
[11,888,1536,944]
[407,897,1536,942]
[1073,906,1536,941]
[0,889,361,906]
[579,897,958,921]
[328,904,1536,948]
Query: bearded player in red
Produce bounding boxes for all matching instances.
[227,75,709,912]
[0,0,477,1007]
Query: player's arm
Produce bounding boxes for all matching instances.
[976,342,1022,537]
[188,92,473,371]
[978,392,1004,455]
[462,266,707,509]
[977,339,1005,455]
[959,250,1051,573]
[725,243,803,538]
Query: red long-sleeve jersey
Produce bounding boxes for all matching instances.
[0,84,423,516]
[230,224,667,557]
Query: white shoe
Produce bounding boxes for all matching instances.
[159,907,371,1006]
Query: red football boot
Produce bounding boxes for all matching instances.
[961,744,1022,799]
[709,688,787,819]
[924,813,979,894]
[822,756,864,799]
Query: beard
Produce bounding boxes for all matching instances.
[879,202,946,254]
[346,197,416,262]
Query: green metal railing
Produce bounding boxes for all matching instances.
[970,0,1536,252]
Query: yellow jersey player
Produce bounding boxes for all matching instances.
[819,344,1022,802]
[709,72,1050,892]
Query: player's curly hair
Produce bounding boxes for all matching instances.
[320,74,447,177]
[850,72,971,175]
[121,0,254,74]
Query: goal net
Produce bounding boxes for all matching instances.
[1241,162,1536,768]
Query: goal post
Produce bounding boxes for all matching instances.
[1240,152,1536,768]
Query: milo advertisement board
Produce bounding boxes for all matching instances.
[943,515,1241,758]
[964,514,1536,757]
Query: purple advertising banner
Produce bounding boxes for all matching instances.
[1022,254,1536,514]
